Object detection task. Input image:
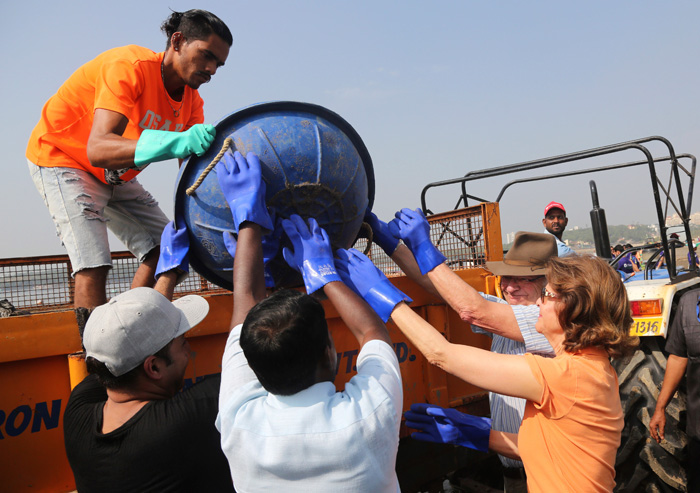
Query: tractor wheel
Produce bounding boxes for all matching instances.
[613,337,688,492]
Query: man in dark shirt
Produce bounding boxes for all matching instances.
[63,223,234,492]
[649,288,700,492]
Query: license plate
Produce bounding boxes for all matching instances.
[630,318,663,336]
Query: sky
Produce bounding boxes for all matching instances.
[3,1,700,258]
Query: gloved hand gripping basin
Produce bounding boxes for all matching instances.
[174,101,375,291]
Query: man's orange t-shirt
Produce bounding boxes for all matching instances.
[26,45,204,184]
[519,348,623,493]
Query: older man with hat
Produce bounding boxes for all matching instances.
[367,208,558,492]
[62,249,235,491]
[542,201,575,257]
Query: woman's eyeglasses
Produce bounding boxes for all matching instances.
[541,287,559,302]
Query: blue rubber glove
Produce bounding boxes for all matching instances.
[404,403,491,452]
[134,124,216,166]
[222,216,282,288]
[281,215,342,294]
[364,209,400,256]
[334,248,412,322]
[388,208,446,275]
[216,150,273,234]
[155,218,189,282]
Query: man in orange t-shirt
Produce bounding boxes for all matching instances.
[26,9,231,334]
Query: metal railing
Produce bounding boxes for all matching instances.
[420,136,698,283]
[1,205,497,315]
[0,252,226,314]
[0,205,500,314]
[355,203,497,272]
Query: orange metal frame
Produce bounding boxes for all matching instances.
[0,203,503,492]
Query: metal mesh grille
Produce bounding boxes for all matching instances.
[0,257,73,312]
[350,238,403,277]
[429,207,487,269]
[0,252,226,314]
[352,206,488,274]
[1,206,490,314]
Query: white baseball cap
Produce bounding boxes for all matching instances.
[84,287,209,376]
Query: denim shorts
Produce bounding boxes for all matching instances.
[28,160,169,275]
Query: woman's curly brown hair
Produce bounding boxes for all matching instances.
[545,254,639,359]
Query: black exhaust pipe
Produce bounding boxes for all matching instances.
[590,180,612,259]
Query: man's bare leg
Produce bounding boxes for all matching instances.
[131,247,159,289]
[74,266,110,338]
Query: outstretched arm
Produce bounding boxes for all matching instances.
[333,247,536,399]
[389,208,524,341]
[323,281,392,348]
[390,302,542,402]
[281,216,395,348]
[154,271,178,301]
[428,264,524,341]
[215,150,273,329]
[390,244,441,297]
[364,210,439,297]
[231,224,265,328]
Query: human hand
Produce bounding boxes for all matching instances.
[334,248,411,322]
[155,218,189,281]
[216,150,273,233]
[388,208,446,275]
[364,209,399,256]
[282,215,341,294]
[176,124,217,156]
[404,403,491,452]
[649,408,667,443]
[134,124,216,166]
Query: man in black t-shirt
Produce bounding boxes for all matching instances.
[649,288,700,492]
[63,222,234,492]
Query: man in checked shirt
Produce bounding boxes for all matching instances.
[366,210,557,493]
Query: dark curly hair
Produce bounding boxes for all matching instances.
[545,255,639,359]
[240,289,332,396]
[160,9,232,49]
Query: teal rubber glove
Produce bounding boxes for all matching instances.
[134,124,216,166]
[364,210,400,256]
[334,248,411,322]
[404,403,491,452]
[155,218,189,283]
[281,215,342,294]
[388,208,446,275]
[216,150,273,234]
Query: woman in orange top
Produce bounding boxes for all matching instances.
[345,236,638,491]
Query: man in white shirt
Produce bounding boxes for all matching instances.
[213,150,408,492]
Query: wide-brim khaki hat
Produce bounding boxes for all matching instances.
[485,232,558,276]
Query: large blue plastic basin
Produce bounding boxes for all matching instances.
[174,101,374,291]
